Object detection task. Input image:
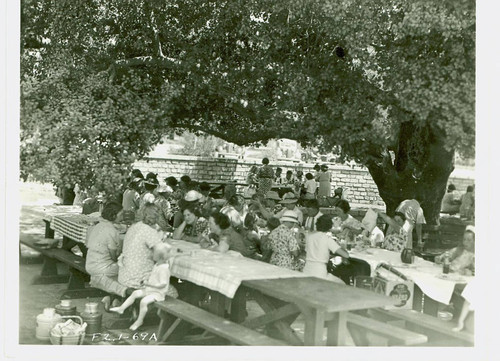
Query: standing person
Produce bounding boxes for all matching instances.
[317,164,332,198]
[274,167,283,185]
[460,185,475,220]
[303,173,317,200]
[303,214,349,283]
[118,203,164,289]
[396,199,426,248]
[245,165,259,199]
[111,243,178,330]
[268,211,303,271]
[294,171,305,198]
[257,157,274,198]
[303,199,324,231]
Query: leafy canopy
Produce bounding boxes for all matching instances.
[21,0,474,196]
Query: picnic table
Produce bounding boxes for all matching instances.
[162,239,396,346]
[349,247,473,306]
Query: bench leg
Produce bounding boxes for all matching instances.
[32,256,70,285]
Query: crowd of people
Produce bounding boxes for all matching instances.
[80,162,475,331]
[441,183,475,220]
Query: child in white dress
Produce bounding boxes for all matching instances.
[110,243,178,330]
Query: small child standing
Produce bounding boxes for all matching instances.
[110,243,178,330]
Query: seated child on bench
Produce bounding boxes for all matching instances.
[110,243,178,330]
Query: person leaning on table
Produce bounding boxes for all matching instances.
[172,202,210,244]
[303,214,349,283]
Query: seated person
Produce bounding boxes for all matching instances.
[459,185,475,220]
[201,212,255,258]
[441,184,462,214]
[376,211,409,252]
[303,214,349,283]
[303,173,317,200]
[331,200,363,244]
[267,211,303,271]
[303,199,324,231]
[172,203,210,244]
[220,194,246,230]
[275,192,304,225]
[86,201,132,307]
[250,191,282,220]
[240,212,262,260]
[172,190,203,228]
[110,243,178,330]
[435,226,475,275]
[260,217,281,263]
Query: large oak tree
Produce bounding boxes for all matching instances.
[21,0,475,223]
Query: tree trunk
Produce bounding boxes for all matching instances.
[366,126,455,225]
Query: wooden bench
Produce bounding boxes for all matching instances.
[368,308,474,346]
[155,296,288,346]
[20,236,108,300]
[346,312,428,346]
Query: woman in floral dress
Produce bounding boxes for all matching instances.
[268,210,302,271]
[376,211,409,252]
[171,203,210,243]
[118,203,164,289]
[257,157,274,198]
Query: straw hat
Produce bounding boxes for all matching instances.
[280,192,298,204]
[280,210,299,224]
[184,190,203,202]
[265,191,282,201]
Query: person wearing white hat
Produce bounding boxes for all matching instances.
[267,210,303,271]
[435,226,475,275]
[275,192,303,225]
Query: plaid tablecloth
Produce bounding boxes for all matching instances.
[50,215,100,243]
[167,239,308,299]
[349,248,473,304]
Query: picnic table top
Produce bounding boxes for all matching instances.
[242,277,395,313]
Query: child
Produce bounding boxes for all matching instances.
[110,243,178,330]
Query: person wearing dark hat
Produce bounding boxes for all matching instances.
[256,157,275,197]
[250,190,282,221]
[122,178,142,220]
[267,210,303,271]
[275,192,303,225]
[317,164,332,198]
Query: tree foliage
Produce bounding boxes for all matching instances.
[21,0,475,220]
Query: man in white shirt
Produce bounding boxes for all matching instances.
[303,199,324,231]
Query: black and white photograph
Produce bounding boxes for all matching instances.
[2,0,497,360]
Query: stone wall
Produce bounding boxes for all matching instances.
[134,155,474,207]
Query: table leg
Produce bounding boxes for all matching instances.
[303,307,327,346]
[208,291,227,317]
[44,220,55,239]
[229,287,247,323]
[325,311,347,346]
[32,256,70,285]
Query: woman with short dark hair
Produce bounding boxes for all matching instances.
[172,203,209,243]
[257,157,274,198]
[303,214,349,282]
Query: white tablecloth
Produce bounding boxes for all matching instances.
[167,239,308,299]
[349,248,473,305]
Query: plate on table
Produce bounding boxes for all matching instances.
[437,274,465,282]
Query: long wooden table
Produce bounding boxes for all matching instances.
[239,277,396,346]
[165,240,396,346]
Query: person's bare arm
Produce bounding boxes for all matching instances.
[377,212,401,231]
[172,221,187,240]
